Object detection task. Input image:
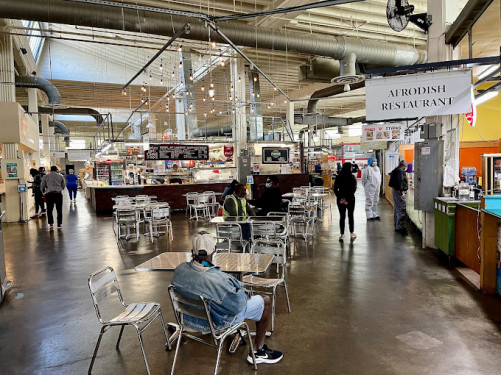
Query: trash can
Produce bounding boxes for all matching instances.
[0,211,11,304]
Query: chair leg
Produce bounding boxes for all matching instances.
[150,221,154,243]
[170,327,183,375]
[244,322,257,370]
[116,325,125,349]
[283,281,291,313]
[158,309,171,351]
[271,287,277,333]
[88,326,106,374]
[214,337,226,375]
[137,330,151,375]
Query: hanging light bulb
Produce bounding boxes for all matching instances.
[238,76,241,83]
[273,86,277,91]
[179,60,183,67]
[201,82,205,91]
[203,96,206,102]
[204,112,207,117]
[189,70,193,81]
[171,71,175,78]
[210,82,214,88]
[160,77,163,85]
[149,74,152,81]
[257,93,260,98]
[121,89,127,96]
[159,62,163,71]
[178,45,183,52]
[212,41,216,48]
[253,76,257,82]
[211,96,215,101]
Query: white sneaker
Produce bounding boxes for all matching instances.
[339,234,345,241]
[48,225,54,231]
[350,233,357,241]
[57,225,62,229]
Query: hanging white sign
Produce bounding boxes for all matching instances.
[51,151,66,158]
[366,70,472,121]
[362,124,404,142]
[67,151,90,161]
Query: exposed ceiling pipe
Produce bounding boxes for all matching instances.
[307,81,366,113]
[35,107,104,125]
[0,0,426,67]
[15,76,61,105]
[192,126,232,138]
[298,116,365,139]
[49,120,70,146]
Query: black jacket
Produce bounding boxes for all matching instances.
[389,167,408,192]
[333,173,357,201]
[251,187,283,215]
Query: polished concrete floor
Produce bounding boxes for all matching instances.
[1,187,501,375]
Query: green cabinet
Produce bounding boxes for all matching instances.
[434,198,479,256]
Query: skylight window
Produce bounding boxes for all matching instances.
[21,20,44,62]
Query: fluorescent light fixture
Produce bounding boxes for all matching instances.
[478,65,500,81]
[474,91,499,105]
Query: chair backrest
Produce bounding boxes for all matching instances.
[186,192,198,205]
[288,203,305,217]
[251,222,276,241]
[214,236,232,253]
[216,223,244,241]
[135,195,151,204]
[115,208,138,223]
[168,285,215,335]
[88,266,124,322]
[250,240,287,277]
[204,191,217,203]
[151,205,170,220]
[197,194,210,204]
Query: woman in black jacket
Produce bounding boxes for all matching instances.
[333,162,357,241]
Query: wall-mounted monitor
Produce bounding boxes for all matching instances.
[262,147,289,164]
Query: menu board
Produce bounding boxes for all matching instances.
[262,147,289,164]
[145,144,209,160]
[362,124,404,143]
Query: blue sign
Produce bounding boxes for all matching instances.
[17,184,27,193]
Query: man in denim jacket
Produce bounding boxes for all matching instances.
[172,232,283,365]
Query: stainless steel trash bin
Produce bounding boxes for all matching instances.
[0,211,11,304]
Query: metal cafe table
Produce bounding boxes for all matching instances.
[135,252,274,348]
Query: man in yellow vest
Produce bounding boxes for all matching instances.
[223,184,255,218]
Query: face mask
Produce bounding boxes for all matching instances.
[372,162,377,167]
[265,182,272,188]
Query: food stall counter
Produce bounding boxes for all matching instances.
[90,182,230,214]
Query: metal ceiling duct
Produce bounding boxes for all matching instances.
[36,107,104,125]
[297,116,365,139]
[0,0,426,67]
[192,126,232,138]
[307,81,366,113]
[15,76,61,105]
[49,120,70,146]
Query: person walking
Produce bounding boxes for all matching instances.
[333,162,357,242]
[65,169,79,203]
[389,160,409,235]
[361,157,382,221]
[29,168,46,218]
[41,166,65,230]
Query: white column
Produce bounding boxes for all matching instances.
[176,99,186,140]
[421,0,461,249]
[231,57,247,157]
[286,101,294,141]
[0,34,15,102]
[40,114,51,168]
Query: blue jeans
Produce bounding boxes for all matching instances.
[67,184,77,199]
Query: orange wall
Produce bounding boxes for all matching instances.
[459,146,498,177]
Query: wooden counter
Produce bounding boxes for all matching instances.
[250,174,310,200]
[90,182,228,215]
[455,204,481,274]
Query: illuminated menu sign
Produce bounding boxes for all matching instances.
[262,147,289,164]
[145,144,209,160]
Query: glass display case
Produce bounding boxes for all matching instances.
[94,161,124,185]
[482,154,501,195]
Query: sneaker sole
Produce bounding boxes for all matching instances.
[247,354,283,364]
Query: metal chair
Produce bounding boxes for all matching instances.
[287,203,314,240]
[193,193,211,220]
[214,236,232,253]
[146,204,173,243]
[168,285,257,375]
[185,192,198,218]
[88,267,170,375]
[114,208,140,247]
[216,223,249,252]
[243,240,291,333]
[204,191,220,217]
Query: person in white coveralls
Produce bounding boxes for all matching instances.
[361,157,382,221]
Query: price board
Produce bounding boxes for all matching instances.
[145,144,209,160]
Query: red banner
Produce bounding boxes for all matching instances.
[224,145,234,158]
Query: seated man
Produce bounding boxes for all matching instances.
[250,176,284,216]
[172,232,283,365]
[222,183,255,218]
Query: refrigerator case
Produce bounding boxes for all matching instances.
[94,162,124,186]
[482,154,501,195]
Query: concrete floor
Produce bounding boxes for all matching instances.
[1,187,501,375]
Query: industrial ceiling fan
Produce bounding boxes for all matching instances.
[386,0,432,33]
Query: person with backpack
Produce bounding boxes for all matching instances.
[389,160,409,235]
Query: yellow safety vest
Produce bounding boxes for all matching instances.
[222,195,247,217]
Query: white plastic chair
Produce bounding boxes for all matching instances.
[88,267,170,375]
